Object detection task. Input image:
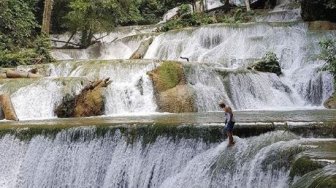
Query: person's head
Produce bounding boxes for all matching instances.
[219,102,226,109]
[224,106,232,114]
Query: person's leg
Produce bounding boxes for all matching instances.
[227,132,231,145]
[229,131,235,145]
[227,131,234,146]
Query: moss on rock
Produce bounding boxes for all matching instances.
[148,61,197,113]
[248,52,282,76]
[148,61,186,93]
[289,157,323,180]
[290,165,336,188]
[55,78,111,118]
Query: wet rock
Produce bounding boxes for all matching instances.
[308,21,336,30]
[157,85,197,113]
[289,157,323,180]
[324,93,336,109]
[55,78,112,118]
[248,52,282,76]
[130,37,154,59]
[148,61,197,113]
[301,0,336,22]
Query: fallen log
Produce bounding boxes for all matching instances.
[130,37,154,59]
[0,94,19,121]
[5,70,42,79]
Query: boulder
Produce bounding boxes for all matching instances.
[55,78,112,118]
[301,0,336,22]
[148,61,197,113]
[157,85,197,113]
[324,93,336,109]
[148,61,186,93]
[130,37,154,59]
[248,52,282,76]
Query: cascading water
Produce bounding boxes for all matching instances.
[0,0,334,119]
[145,22,336,110]
[0,128,333,188]
[0,78,86,120]
[0,60,158,120]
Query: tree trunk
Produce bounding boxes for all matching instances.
[41,0,54,34]
[0,94,18,121]
[225,0,229,5]
[245,0,251,11]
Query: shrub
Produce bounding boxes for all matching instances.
[178,4,192,16]
[319,39,336,84]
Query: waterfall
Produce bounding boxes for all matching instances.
[0,128,333,187]
[0,60,158,120]
[0,78,85,120]
[145,22,336,110]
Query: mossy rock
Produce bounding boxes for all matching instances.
[148,61,186,93]
[289,156,323,180]
[54,93,76,118]
[324,93,336,109]
[310,175,336,188]
[157,85,197,113]
[74,87,105,117]
[290,166,336,188]
[248,52,282,76]
[55,78,111,118]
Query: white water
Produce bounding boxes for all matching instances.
[0,3,334,119]
[204,0,259,10]
[0,129,332,187]
[52,34,155,61]
[145,22,335,110]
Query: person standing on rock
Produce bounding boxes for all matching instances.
[219,102,235,147]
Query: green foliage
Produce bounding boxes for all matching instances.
[64,0,142,47]
[0,34,54,68]
[159,13,215,32]
[0,0,37,50]
[325,0,336,9]
[0,0,53,67]
[159,8,260,32]
[0,49,39,68]
[34,34,54,63]
[319,39,336,83]
[178,4,192,16]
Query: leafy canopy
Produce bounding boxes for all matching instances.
[0,0,37,50]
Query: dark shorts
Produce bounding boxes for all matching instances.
[225,122,235,132]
